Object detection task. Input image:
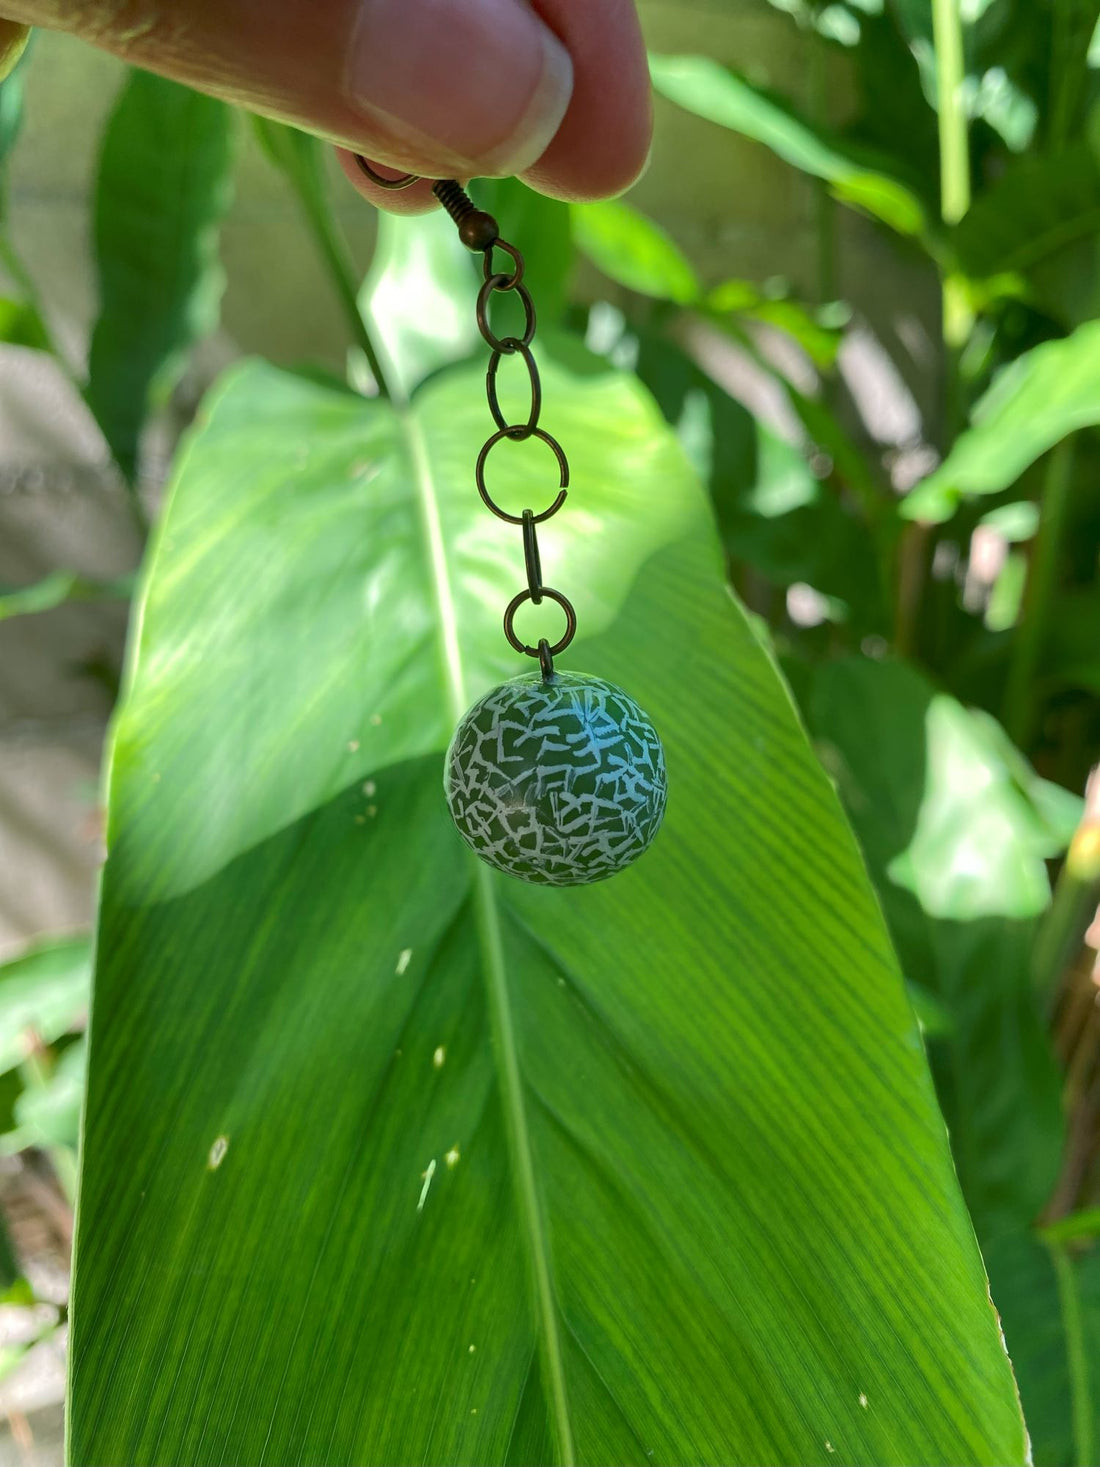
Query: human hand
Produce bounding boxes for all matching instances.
[0,1,651,213]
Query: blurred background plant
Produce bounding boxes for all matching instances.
[1,0,1100,1462]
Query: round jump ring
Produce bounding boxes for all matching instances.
[486,341,541,437]
[482,239,524,289]
[476,276,536,353]
[504,587,577,659]
[354,155,420,191]
[475,428,568,524]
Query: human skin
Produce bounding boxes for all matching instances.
[0,0,651,212]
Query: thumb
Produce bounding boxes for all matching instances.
[0,0,574,182]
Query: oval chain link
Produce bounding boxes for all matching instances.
[474,257,576,672]
[353,162,577,674]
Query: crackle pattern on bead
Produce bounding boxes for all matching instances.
[445,671,667,886]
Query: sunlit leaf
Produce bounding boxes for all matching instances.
[71,335,1025,1459]
[571,198,699,303]
[649,53,926,236]
[361,207,479,398]
[903,320,1100,521]
[0,936,91,1074]
[707,280,846,369]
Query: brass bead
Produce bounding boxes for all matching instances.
[458,210,499,252]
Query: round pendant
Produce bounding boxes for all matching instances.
[445,670,667,886]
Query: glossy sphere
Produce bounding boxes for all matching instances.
[457,209,499,252]
[445,671,667,885]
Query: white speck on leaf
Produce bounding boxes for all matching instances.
[347,739,360,752]
[417,1158,436,1212]
[370,713,382,726]
[468,1343,475,1354]
[446,1146,460,1168]
[363,780,376,796]
[825,1442,835,1455]
[433,1046,445,1069]
[207,1136,229,1170]
[859,1393,868,1409]
[396,949,412,975]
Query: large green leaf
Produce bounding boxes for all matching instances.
[86,71,236,482]
[903,320,1100,521]
[649,53,927,236]
[72,319,1026,1459]
[805,656,1074,1214]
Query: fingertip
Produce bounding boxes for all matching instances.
[518,0,652,203]
[523,84,652,203]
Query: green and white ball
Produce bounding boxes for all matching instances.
[444,671,667,886]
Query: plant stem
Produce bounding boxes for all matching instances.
[296,183,391,399]
[900,0,971,660]
[932,0,971,229]
[1003,437,1074,747]
[931,0,972,434]
[1048,1241,1094,1467]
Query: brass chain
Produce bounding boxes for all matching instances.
[355,159,577,680]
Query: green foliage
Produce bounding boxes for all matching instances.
[0,570,133,622]
[904,321,1100,522]
[0,936,89,1207]
[0,937,90,1074]
[0,0,1093,1461]
[70,340,1027,1464]
[953,144,1100,285]
[86,71,236,482]
[649,52,927,235]
[571,198,699,303]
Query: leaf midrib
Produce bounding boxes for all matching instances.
[401,405,576,1466]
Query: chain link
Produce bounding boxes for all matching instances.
[473,255,576,673]
[353,162,578,676]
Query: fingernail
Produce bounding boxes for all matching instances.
[346,0,573,177]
